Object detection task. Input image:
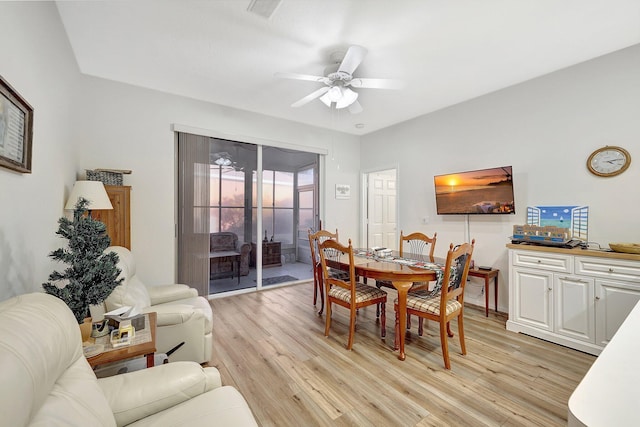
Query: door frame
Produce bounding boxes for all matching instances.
[295,161,319,263]
[360,164,400,250]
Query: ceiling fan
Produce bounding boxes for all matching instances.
[212,152,244,171]
[275,45,403,114]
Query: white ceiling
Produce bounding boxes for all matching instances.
[55,0,640,135]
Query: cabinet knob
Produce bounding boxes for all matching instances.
[548,287,552,291]
[595,296,600,300]
[608,268,614,273]
[537,260,541,263]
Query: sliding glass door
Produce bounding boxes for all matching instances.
[296,166,316,265]
[177,133,318,296]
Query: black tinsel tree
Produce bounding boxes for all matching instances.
[43,198,123,323]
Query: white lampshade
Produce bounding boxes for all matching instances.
[336,87,358,109]
[65,181,113,211]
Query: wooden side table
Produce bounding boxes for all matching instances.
[209,251,241,284]
[468,268,499,317]
[87,312,157,369]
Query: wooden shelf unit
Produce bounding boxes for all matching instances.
[92,185,131,249]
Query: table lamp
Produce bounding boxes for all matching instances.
[65,180,113,217]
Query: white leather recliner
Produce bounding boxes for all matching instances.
[103,246,213,364]
[0,292,258,427]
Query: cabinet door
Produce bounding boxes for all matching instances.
[554,275,595,343]
[512,267,553,331]
[595,279,640,346]
[92,186,131,249]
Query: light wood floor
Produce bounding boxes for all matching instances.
[209,282,595,427]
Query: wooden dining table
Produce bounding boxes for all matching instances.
[324,250,442,361]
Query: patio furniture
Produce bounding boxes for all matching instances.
[210,232,251,280]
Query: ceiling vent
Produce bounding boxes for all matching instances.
[247,0,282,19]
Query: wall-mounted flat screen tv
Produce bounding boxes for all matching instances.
[434,166,515,215]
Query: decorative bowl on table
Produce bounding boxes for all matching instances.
[609,243,640,254]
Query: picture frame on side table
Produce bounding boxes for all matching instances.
[0,75,34,173]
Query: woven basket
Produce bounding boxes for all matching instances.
[86,169,123,186]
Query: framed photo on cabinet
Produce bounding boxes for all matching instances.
[0,75,34,173]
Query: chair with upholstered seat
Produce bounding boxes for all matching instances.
[308,228,339,310]
[318,238,388,350]
[376,231,437,320]
[309,229,353,315]
[394,239,474,369]
[104,246,213,364]
[377,230,437,290]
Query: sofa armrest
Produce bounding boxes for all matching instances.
[147,284,198,305]
[145,304,204,327]
[238,242,251,255]
[98,362,222,427]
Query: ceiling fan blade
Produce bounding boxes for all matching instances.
[291,86,330,108]
[349,78,404,90]
[338,45,367,75]
[275,72,330,84]
[348,100,363,114]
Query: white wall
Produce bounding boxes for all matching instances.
[361,44,640,312]
[72,76,361,284]
[0,3,79,301]
[3,2,638,312]
[0,2,361,300]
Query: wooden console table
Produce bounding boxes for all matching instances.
[251,241,282,268]
[468,268,499,317]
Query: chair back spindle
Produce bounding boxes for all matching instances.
[399,231,437,262]
[308,229,340,312]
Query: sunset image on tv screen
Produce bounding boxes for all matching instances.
[434,166,515,215]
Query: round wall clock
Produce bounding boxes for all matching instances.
[587,146,631,177]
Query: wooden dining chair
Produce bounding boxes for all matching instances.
[318,238,388,350]
[376,231,437,318]
[376,231,437,289]
[399,231,437,263]
[309,229,344,314]
[394,239,474,369]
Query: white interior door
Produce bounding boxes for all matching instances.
[366,168,397,249]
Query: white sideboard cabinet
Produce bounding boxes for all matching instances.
[507,244,640,355]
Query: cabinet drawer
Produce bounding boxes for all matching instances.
[576,257,640,283]
[512,250,572,273]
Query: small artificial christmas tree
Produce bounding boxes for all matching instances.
[43,198,123,323]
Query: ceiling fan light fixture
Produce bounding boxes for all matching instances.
[214,156,232,166]
[319,92,332,107]
[336,87,358,109]
[328,86,342,102]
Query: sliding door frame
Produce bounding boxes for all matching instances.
[173,124,327,298]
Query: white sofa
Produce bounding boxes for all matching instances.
[0,292,257,427]
[104,246,212,364]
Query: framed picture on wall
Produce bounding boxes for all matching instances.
[0,75,34,173]
[335,184,351,199]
